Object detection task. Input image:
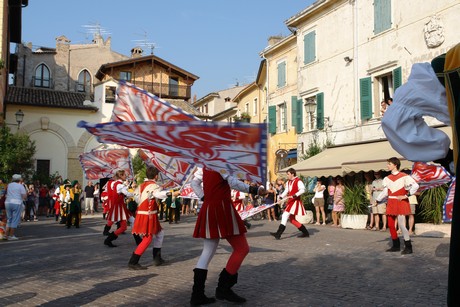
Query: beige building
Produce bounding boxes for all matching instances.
[277,0,459,176]
[260,35,299,181]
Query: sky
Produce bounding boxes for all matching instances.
[20,0,315,99]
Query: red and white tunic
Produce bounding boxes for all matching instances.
[106,180,131,222]
[192,168,247,239]
[282,177,306,216]
[379,171,419,216]
[132,180,165,236]
[232,190,245,212]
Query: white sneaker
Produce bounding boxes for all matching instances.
[7,236,19,241]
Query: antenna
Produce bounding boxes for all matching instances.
[132,30,157,55]
[81,22,111,42]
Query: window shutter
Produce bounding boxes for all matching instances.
[277,62,286,88]
[297,98,303,134]
[291,96,298,132]
[268,105,277,134]
[360,77,372,120]
[303,31,316,64]
[393,66,402,90]
[316,92,324,130]
[374,0,391,34]
[283,102,288,131]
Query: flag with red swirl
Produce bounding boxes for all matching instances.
[77,120,267,183]
[138,149,195,186]
[79,149,134,180]
[443,179,455,222]
[410,161,453,192]
[111,81,200,122]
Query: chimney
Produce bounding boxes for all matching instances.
[131,47,144,58]
[268,35,284,46]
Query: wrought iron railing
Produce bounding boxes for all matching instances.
[125,81,191,99]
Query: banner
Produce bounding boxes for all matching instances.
[79,149,133,180]
[78,120,267,183]
[411,161,452,192]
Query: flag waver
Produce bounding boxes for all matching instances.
[78,120,267,183]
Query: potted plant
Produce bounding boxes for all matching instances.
[233,112,251,123]
[341,183,369,229]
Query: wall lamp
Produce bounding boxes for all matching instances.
[344,56,353,63]
[5,109,25,130]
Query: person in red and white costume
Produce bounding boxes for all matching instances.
[189,167,266,306]
[104,170,133,247]
[270,167,310,240]
[101,180,113,235]
[127,166,177,270]
[376,157,419,254]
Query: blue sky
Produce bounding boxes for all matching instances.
[21,0,314,99]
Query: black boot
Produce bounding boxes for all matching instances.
[401,240,413,254]
[270,224,286,240]
[190,268,216,306]
[128,253,147,270]
[215,268,246,303]
[104,232,118,247]
[297,225,310,238]
[386,238,400,252]
[133,234,142,245]
[153,248,165,266]
[103,225,110,236]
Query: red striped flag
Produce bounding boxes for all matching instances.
[79,149,134,180]
[410,161,452,192]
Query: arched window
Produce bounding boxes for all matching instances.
[34,64,51,88]
[77,69,92,93]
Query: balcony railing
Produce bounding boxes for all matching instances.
[124,80,191,100]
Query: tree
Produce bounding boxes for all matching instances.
[132,153,146,184]
[0,125,36,181]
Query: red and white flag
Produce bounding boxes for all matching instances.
[79,149,134,180]
[77,120,267,183]
[443,179,455,222]
[410,161,452,192]
[112,81,200,122]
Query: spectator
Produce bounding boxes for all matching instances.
[25,184,38,221]
[372,171,387,231]
[93,183,100,213]
[364,172,375,230]
[84,181,95,215]
[4,174,27,240]
[182,197,191,215]
[326,178,336,223]
[408,194,418,235]
[380,100,388,116]
[313,180,327,225]
[332,177,345,227]
[38,184,49,216]
[265,182,277,221]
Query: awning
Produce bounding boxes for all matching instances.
[287,149,297,159]
[285,125,452,177]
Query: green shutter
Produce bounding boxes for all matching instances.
[316,92,324,130]
[268,105,277,134]
[277,62,286,88]
[283,102,288,131]
[303,31,316,64]
[291,96,303,134]
[393,66,402,90]
[374,0,391,34]
[360,77,372,120]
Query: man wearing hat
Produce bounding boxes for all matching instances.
[65,180,81,229]
[4,174,27,240]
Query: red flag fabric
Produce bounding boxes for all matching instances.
[443,179,455,222]
[410,161,452,192]
[112,81,200,122]
[77,120,267,183]
[79,149,134,180]
[138,149,195,186]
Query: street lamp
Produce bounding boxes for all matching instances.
[15,109,24,129]
[305,98,316,130]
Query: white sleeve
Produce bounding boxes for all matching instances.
[382,63,450,162]
[190,170,204,200]
[406,176,420,196]
[295,180,306,197]
[227,176,250,193]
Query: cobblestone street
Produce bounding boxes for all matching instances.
[1,214,450,306]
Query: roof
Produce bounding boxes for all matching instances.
[5,87,98,111]
[96,54,199,81]
[165,98,206,118]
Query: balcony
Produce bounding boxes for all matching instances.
[125,80,191,100]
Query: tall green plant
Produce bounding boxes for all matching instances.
[343,183,368,214]
[132,153,146,184]
[419,185,447,224]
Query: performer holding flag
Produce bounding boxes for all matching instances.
[189,167,266,306]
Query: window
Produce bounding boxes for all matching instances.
[374,0,392,34]
[120,71,132,81]
[245,103,249,114]
[277,61,286,88]
[303,30,316,64]
[34,64,51,88]
[253,98,258,115]
[169,77,179,96]
[77,69,91,93]
[278,102,287,133]
[204,103,208,114]
[105,86,116,103]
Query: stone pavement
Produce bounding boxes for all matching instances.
[0,214,450,306]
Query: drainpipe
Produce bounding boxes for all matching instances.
[261,53,270,183]
[353,0,359,126]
